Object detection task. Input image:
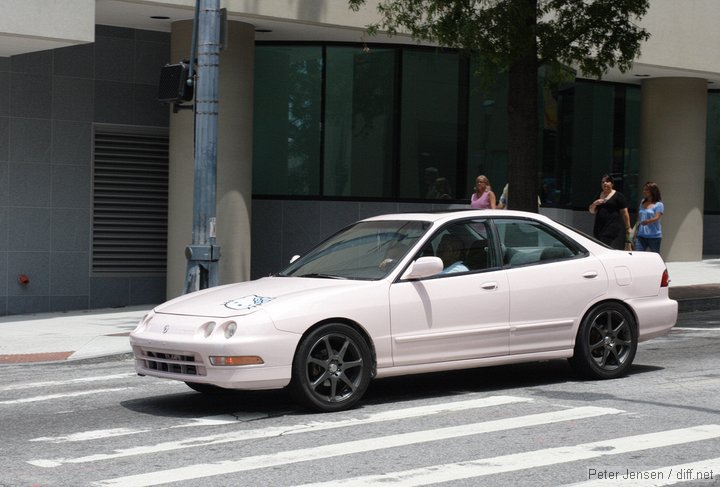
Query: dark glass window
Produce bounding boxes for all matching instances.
[466,68,508,202]
[324,47,396,197]
[622,86,641,208]
[399,49,460,200]
[706,92,720,213]
[548,82,640,209]
[253,46,322,195]
[250,44,680,215]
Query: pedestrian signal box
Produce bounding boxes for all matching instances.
[158,62,193,103]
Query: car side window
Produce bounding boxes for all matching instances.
[421,220,494,275]
[494,219,579,268]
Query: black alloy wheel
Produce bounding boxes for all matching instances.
[569,302,637,379]
[290,323,372,412]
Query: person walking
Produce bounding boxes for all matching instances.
[497,183,509,209]
[470,175,496,209]
[496,183,541,210]
[635,181,664,253]
[588,174,631,249]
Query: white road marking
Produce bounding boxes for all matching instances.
[30,428,154,443]
[674,327,720,332]
[0,388,133,405]
[28,395,533,468]
[563,456,720,486]
[295,425,720,487]
[91,406,622,486]
[0,373,136,392]
[30,415,259,444]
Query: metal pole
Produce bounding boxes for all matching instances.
[183,0,221,294]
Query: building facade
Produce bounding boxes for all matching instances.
[1,0,719,315]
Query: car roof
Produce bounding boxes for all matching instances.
[361,210,606,253]
[361,209,550,225]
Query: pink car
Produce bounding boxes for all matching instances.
[130,210,677,412]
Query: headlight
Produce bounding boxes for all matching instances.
[223,321,237,339]
[203,321,217,338]
[133,312,154,333]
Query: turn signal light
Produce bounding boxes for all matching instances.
[209,356,264,366]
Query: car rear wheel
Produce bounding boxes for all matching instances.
[569,302,637,379]
[290,323,372,412]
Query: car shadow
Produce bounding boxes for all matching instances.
[361,360,577,407]
[121,387,295,419]
[120,360,664,418]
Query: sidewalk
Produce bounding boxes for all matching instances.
[0,305,149,365]
[0,259,718,366]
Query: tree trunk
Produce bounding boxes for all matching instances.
[506,0,539,212]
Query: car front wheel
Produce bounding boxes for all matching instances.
[290,323,372,412]
[569,302,637,379]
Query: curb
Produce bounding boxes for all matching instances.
[0,352,134,367]
[676,297,720,313]
[669,284,720,313]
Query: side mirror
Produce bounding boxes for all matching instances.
[401,256,443,280]
[289,255,301,264]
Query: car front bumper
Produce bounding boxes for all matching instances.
[129,312,300,391]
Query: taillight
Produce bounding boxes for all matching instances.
[660,269,670,287]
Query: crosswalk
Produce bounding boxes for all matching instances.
[3,370,720,487]
[296,427,720,487]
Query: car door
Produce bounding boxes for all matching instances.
[388,219,510,366]
[493,218,609,356]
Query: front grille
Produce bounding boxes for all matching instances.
[141,350,204,376]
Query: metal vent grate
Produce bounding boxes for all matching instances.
[92,125,169,275]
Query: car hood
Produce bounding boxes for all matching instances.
[154,277,371,318]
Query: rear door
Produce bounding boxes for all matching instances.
[493,218,608,355]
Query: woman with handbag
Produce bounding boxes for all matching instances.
[635,181,664,253]
[589,174,632,250]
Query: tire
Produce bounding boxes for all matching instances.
[290,323,372,412]
[569,302,637,380]
[185,382,231,394]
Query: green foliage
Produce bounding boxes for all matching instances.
[349,0,650,211]
[348,0,650,79]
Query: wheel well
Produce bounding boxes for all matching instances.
[581,299,639,335]
[298,318,378,377]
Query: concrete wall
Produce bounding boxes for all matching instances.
[0,26,170,316]
[165,20,255,299]
[640,77,707,261]
[638,0,720,75]
[0,0,95,56]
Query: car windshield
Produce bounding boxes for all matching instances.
[279,220,431,280]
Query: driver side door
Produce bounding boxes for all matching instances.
[388,219,510,366]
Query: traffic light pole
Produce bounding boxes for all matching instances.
[183,0,222,294]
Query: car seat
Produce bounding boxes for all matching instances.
[465,240,488,270]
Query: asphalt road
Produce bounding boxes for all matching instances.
[1,310,719,487]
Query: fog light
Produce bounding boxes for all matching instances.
[209,356,264,366]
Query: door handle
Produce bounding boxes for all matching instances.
[582,271,598,279]
[481,282,498,290]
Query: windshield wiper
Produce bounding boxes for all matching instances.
[298,273,347,280]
